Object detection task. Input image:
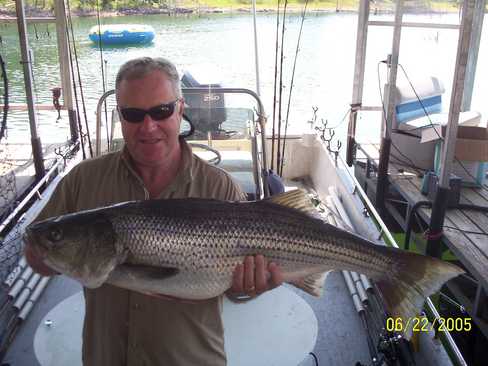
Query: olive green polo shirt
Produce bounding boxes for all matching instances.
[35,140,245,366]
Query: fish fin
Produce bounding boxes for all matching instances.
[374,251,464,339]
[118,264,179,280]
[265,189,317,216]
[290,271,331,297]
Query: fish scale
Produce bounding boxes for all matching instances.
[108,202,395,279]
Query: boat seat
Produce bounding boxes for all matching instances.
[389,76,483,171]
[192,148,257,200]
[394,76,482,136]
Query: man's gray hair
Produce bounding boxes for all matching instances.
[115,57,182,99]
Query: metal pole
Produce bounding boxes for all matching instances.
[15,0,45,180]
[461,0,485,111]
[375,0,403,212]
[54,0,77,142]
[346,0,370,166]
[251,0,261,96]
[95,90,115,157]
[427,0,476,257]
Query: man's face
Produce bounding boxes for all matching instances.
[117,70,183,168]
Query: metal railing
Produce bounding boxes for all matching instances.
[95,87,270,198]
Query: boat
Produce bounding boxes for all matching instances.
[1,0,483,365]
[3,87,461,365]
[88,24,155,45]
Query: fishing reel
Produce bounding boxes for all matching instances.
[376,332,415,366]
[355,331,416,366]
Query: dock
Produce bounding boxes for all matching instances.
[355,141,488,340]
[0,141,69,216]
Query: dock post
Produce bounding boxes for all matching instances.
[426,0,476,257]
[15,0,45,181]
[461,0,486,112]
[375,0,403,213]
[54,0,77,142]
[347,0,370,167]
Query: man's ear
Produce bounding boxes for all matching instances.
[178,98,185,118]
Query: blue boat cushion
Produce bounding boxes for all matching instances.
[394,76,445,125]
[396,95,442,124]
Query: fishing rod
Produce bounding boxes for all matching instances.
[66,0,93,158]
[96,0,110,152]
[270,0,281,171]
[279,0,309,176]
[276,0,288,177]
[0,53,8,143]
[64,0,86,159]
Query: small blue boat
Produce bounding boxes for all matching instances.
[89,24,155,45]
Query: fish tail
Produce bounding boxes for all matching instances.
[374,250,464,339]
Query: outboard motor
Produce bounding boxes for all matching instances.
[181,71,227,137]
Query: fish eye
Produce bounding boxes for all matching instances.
[49,227,63,242]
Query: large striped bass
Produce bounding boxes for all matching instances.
[24,190,463,338]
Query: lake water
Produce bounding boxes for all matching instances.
[0,11,487,145]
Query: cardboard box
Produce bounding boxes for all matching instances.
[421,124,488,186]
[421,124,488,161]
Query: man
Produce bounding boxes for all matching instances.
[25,57,283,365]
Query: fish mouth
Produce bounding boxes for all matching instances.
[22,229,34,246]
[22,228,47,257]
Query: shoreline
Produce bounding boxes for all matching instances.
[0,4,460,19]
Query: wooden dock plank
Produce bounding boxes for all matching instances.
[357,142,488,290]
[458,190,488,235]
[471,184,488,204]
[391,171,488,289]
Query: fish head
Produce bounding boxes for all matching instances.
[24,210,124,288]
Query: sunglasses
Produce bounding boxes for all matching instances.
[118,100,179,123]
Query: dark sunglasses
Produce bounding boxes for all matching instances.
[118,100,179,123]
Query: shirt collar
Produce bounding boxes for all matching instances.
[119,139,195,195]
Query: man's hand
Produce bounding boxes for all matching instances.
[24,244,59,277]
[228,255,283,299]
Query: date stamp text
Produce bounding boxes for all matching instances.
[386,316,472,333]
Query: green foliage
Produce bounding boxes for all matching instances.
[0,0,482,12]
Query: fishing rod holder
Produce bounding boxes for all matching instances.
[315,118,342,164]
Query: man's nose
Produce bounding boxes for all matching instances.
[140,113,158,131]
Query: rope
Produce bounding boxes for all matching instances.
[423,229,443,241]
